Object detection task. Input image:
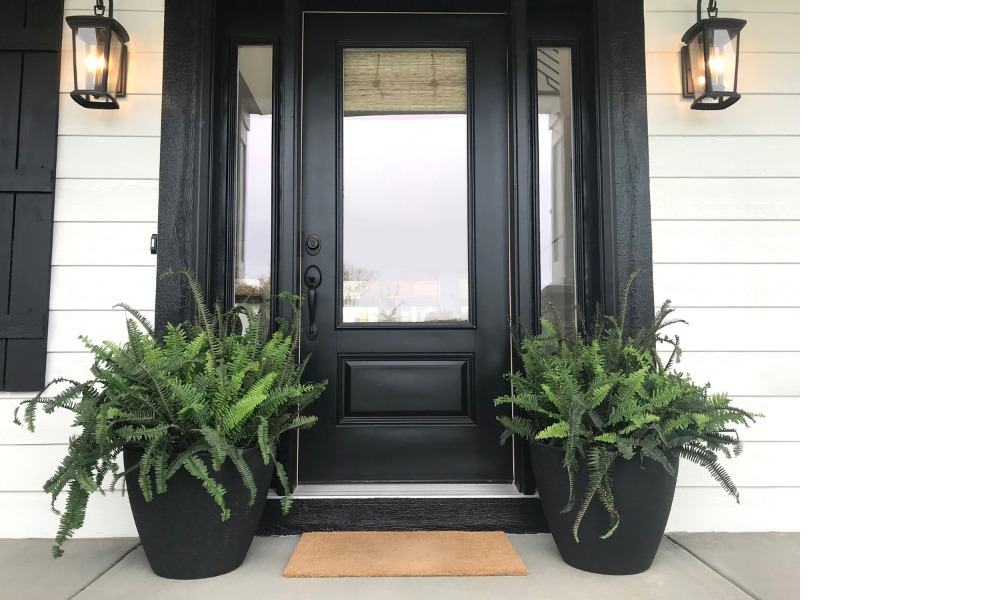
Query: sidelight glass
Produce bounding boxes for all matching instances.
[341,49,470,324]
[233,45,274,313]
[536,47,577,333]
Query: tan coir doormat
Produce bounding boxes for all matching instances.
[283,531,529,577]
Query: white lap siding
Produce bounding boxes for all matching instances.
[0,0,164,537]
[645,0,800,531]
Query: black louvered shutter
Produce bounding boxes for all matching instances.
[0,0,62,391]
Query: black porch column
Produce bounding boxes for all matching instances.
[155,0,217,330]
[594,0,654,337]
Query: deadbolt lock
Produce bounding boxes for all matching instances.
[305,234,321,255]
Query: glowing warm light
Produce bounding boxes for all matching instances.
[697,76,706,86]
[708,53,726,89]
[85,54,105,73]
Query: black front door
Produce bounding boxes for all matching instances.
[297,13,511,483]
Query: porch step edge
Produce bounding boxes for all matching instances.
[258,496,549,536]
[276,482,526,498]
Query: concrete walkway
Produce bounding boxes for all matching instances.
[1,533,798,600]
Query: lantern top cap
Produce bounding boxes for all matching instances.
[681,17,747,45]
[65,14,130,44]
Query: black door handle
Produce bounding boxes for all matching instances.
[304,266,322,340]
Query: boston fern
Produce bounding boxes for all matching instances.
[496,274,759,541]
[13,270,327,557]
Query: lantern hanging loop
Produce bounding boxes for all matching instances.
[697,0,720,20]
[93,1,114,17]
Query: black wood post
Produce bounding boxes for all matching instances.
[594,0,654,338]
[155,0,217,330]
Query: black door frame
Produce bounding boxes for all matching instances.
[156,0,653,529]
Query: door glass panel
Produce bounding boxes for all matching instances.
[537,47,577,333]
[233,45,274,313]
[342,49,470,324]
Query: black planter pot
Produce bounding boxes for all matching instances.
[531,442,680,575]
[124,447,274,579]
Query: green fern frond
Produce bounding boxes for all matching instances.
[257,419,271,464]
[274,459,293,514]
[222,447,258,506]
[497,415,537,444]
[182,455,231,520]
[222,372,277,433]
[681,443,739,501]
[113,303,154,334]
[535,421,569,440]
[572,447,616,542]
[596,466,619,539]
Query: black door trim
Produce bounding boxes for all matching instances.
[156,0,653,522]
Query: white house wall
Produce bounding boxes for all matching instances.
[0,0,798,537]
[646,0,800,531]
[0,0,164,537]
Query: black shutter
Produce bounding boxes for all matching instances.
[0,0,62,391]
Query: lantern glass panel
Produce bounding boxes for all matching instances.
[74,26,108,92]
[705,27,740,94]
[686,31,707,99]
[106,32,124,96]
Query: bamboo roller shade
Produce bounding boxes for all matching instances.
[343,49,467,115]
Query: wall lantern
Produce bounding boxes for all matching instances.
[681,0,746,110]
[66,0,129,109]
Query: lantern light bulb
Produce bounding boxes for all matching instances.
[707,53,726,90]
[85,54,105,73]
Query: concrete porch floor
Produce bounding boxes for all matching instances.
[0,533,799,600]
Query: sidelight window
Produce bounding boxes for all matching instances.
[232,45,275,312]
[536,47,578,333]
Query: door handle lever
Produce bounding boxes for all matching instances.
[304,266,322,340]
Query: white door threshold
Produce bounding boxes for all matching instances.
[271,483,531,499]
